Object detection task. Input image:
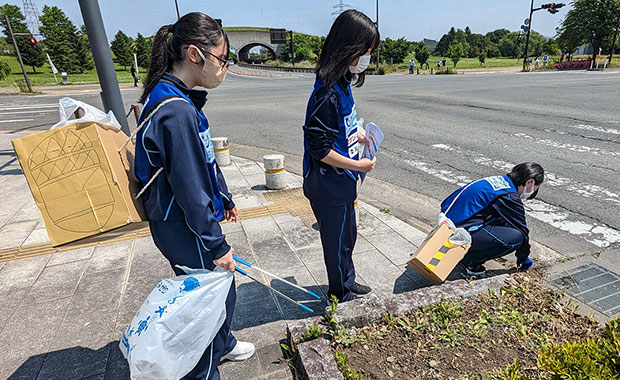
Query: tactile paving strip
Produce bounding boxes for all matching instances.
[0,204,288,263]
[264,187,316,228]
[551,264,620,316]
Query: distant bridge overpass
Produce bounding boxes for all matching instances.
[224,27,285,62]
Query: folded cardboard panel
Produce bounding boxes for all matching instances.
[407,224,470,284]
[12,122,145,246]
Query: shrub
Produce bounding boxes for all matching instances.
[0,61,10,81]
[554,60,590,70]
[435,67,457,75]
[376,66,386,75]
[537,317,620,379]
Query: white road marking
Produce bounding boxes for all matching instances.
[0,104,58,111]
[568,124,620,136]
[0,119,34,123]
[0,110,57,116]
[382,146,620,248]
[514,133,620,157]
[431,143,620,206]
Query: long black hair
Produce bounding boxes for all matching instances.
[507,162,544,199]
[315,10,379,88]
[139,12,229,103]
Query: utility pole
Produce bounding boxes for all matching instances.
[289,30,295,67]
[78,0,129,134]
[610,25,618,65]
[174,0,180,20]
[522,0,535,71]
[4,15,32,93]
[376,0,380,70]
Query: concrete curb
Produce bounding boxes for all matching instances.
[287,274,512,379]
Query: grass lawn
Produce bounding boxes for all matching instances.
[0,54,145,88]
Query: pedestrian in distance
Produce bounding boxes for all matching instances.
[409,58,415,74]
[442,57,446,67]
[425,60,429,69]
[302,9,379,302]
[131,63,139,87]
[437,60,441,69]
[134,12,253,380]
[440,163,544,276]
[534,56,540,70]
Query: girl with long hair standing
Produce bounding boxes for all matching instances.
[134,12,253,380]
[303,10,380,302]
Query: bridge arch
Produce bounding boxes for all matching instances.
[237,42,277,63]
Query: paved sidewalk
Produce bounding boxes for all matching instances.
[0,131,448,379]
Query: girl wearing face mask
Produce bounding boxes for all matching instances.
[302,10,379,303]
[134,13,253,380]
[440,162,545,276]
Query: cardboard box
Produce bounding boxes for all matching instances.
[407,224,470,283]
[12,122,146,246]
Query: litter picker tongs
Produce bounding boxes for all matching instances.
[233,256,321,313]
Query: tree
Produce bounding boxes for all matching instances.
[467,33,488,57]
[39,5,81,73]
[135,33,152,69]
[75,25,93,72]
[498,34,517,57]
[486,29,511,44]
[110,30,133,70]
[0,4,44,72]
[434,26,456,56]
[0,60,10,80]
[382,37,413,64]
[556,25,581,60]
[543,38,560,56]
[558,0,620,63]
[447,42,466,67]
[414,42,431,65]
[478,51,487,66]
[0,36,11,54]
[281,32,323,63]
[486,42,501,58]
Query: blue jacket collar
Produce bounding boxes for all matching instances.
[161,72,208,109]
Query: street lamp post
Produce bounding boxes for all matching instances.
[78,0,129,134]
[376,0,380,70]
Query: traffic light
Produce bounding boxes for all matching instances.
[541,3,565,14]
[29,34,39,50]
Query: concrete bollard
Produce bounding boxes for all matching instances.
[263,154,286,190]
[212,137,230,166]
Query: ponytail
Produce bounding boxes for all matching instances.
[139,13,229,104]
[140,24,174,103]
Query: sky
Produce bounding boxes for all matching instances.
[5,0,570,41]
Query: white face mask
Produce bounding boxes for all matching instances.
[350,54,371,74]
[520,181,535,201]
[195,48,227,89]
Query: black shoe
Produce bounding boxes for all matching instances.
[351,282,372,295]
[465,264,487,276]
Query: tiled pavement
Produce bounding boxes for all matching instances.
[0,131,442,379]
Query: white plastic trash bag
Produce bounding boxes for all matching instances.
[120,266,234,380]
[51,97,121,130]
[437,213,472,246]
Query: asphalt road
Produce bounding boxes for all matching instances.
[1,68,619,257]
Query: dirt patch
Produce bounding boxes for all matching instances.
[332,273,601,379]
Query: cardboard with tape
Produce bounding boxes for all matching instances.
[407,223,470,283]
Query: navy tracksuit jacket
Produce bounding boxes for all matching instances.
[135,73,235,380]
[303,73,360,302]
[441,175,530,267]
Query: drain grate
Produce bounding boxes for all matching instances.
[551,264,620,316]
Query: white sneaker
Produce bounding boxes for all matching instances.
[221,341,255,362]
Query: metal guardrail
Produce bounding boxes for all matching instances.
[237,63,376,75]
